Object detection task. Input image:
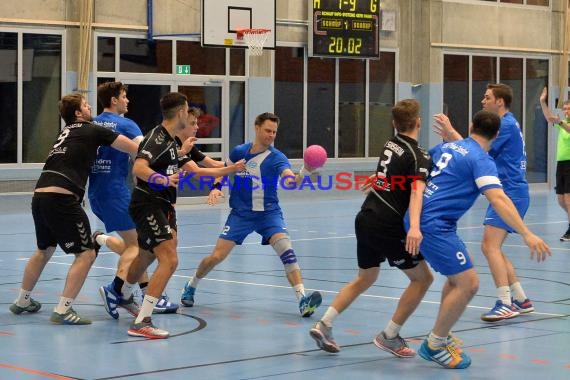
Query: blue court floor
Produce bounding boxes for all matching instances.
[0,189,568,379]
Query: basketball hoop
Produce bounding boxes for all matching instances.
[236,28,271,56]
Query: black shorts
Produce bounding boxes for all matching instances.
[355,209,424,270]
[555,160,570,194]
[32,192,94,254]
[129,201,177,252]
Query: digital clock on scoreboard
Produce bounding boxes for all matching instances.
[309,0,380,59]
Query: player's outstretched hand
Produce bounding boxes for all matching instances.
[546,114,561,124]
[181,136,198,155]
[231,159,246,172]
[432,113,457,141]
[360,174,376,195]
[523,233,551,262]
[405,226,423,256]
[168,172,180,187]
[208,188,224,206]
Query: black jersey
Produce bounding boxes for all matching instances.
[361,134,432,236]
[35,122,119,200]
[174,136,207,167]
[132,125,179,205]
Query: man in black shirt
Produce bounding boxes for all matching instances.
[117,92,189,339]
[310,99,434,356]
[9,93,138,325]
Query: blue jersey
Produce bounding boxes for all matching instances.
[489,112,528,199]
[420,138,502,232]
[228,143,291,212]
[88,112,142,197]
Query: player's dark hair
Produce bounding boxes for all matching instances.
[58,93,85,124]
[471,110,500,140]
[97,81,128,108]
[487,83,513,109]
[160,92,188,119]
[255,112,280,126]
[392,99,420,133]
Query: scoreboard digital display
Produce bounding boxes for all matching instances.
[309,0,380,59]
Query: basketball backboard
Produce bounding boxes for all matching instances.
[201,0,275,50]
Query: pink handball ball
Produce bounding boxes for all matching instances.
[303,145,328,169]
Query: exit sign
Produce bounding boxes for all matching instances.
[176,65,191,74]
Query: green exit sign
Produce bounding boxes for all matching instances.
[176,65,191,74]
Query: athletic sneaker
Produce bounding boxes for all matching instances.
[180,283,196,307]
[153,293,179,314]
[92,230,103,254]
[480,300,520,322]
[447,332,463,349]
[299,291,322,317]
[310,320,340,353]
[99,284,120,319]
[418,339,471,369]
[511,298,535,313]
[560,229,570,241]
[128,317,169,339]
[50,308,92,325]
[9,298,42,314]
[119,295,140,317]
[373,331,416,358]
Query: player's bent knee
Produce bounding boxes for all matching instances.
[76,249,97,263]
[272,237,300,273]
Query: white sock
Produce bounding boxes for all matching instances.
[428,332,448,348]
[320,307,339,327]
[510,282,527,302]
[54,297,74,314]
[95,233,109,247]
[497,285,511,305]
[293,284,306,301]
[383,320,402,339]
[15,289,31,307]
[121,281,136,300]
[189,273,200,288]
[135,294,158,323]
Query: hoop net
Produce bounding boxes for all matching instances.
[237,28,271,56]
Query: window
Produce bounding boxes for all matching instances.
[525,59,548,182]
[120,38,172,73]
[0,32,17,163]
[443,53,549,183]
[177,41,225,75]
[274,50,397,158]
[339,60,366,157]
[369,52,397,156]
[274,47,304,158]
[444,55,469,137]
[308,58,336,156]
[0,31,62,163]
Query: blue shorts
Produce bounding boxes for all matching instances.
[220,209,288,245]
[90,192,135,233]
[420,230,473,276]
[484,197,529,233]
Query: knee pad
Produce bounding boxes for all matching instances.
[272,237,300,273]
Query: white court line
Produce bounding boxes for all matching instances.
[25,259,567,319]
[16,234,359,260]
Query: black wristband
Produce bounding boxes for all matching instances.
[212,182,222,190]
